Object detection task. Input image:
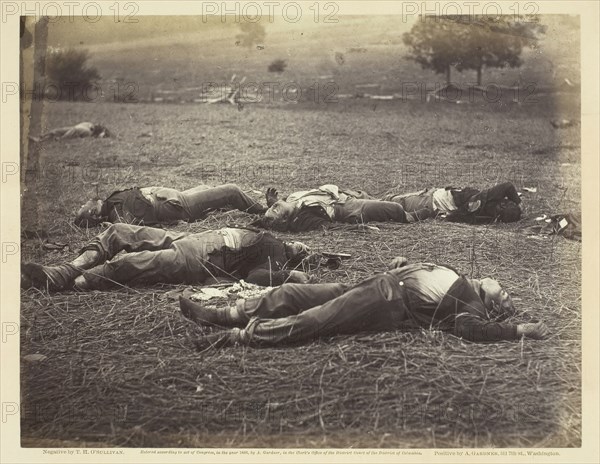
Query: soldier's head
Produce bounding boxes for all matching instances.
[477,277,516,320]
[92,124,110,138]
[265,200,295,225]
[495,200,521,223]
[75,199,104,227]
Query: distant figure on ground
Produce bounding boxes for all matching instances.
[75,184,267,227]
[182,257,549,349]
[21,224,312,292]
[30,122,110,142]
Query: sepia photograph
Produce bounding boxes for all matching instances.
[2,0,598,460]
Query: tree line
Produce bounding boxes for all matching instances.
[403,16,546,85]
[30,16,546,100]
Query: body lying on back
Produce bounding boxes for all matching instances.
[253,184,425,231]
[21,224,311,292]
[182,256,550,349]
[75,184,266,227]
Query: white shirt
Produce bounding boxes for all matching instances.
[219,228,246,250]
[432,188,458,213]
[400,265,460,304]
[286,184,348,219]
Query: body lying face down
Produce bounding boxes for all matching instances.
[33,122,110,142]
[383,182,523,224]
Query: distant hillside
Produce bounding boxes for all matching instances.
[41,15,580,98]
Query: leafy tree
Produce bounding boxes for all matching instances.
[453,16,546,85]
[44,48,101,100]
[403,16,546,85]
[268,59,287,73]
[236,23,266,48]
[403,17,469,83]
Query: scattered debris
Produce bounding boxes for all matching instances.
[190,280,274,302]
[190,287,231,301]
[523,212,581,241]
[42,241,68,251]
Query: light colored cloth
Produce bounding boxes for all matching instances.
[140,187,160,204]
[397,264,460,304]
[175,229,227,257]
[54,122,96,139]
[286,184,348,219]
[432,188,458,213]
[70,122,95,133]
[219,228,246,250]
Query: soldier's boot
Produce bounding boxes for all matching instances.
[22,263,80,292]
[21,250,101,292]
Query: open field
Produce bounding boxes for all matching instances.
[19,93,581,448]
[42,15,580,101]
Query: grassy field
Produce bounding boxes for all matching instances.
[42,15,580,101]
[19,92,581,448]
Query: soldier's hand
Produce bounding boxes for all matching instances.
[389,256,409,269]
[517,321,550,340]
[266,187,279,207]
[288,270,311,284]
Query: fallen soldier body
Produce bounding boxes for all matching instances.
[75,184,266,227]
[21,224,311,292]
[30,122,110,142]
[383,182,522,224]
[181,257,549,349]
[252,184,427,232]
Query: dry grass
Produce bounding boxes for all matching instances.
[20,97,581,448]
